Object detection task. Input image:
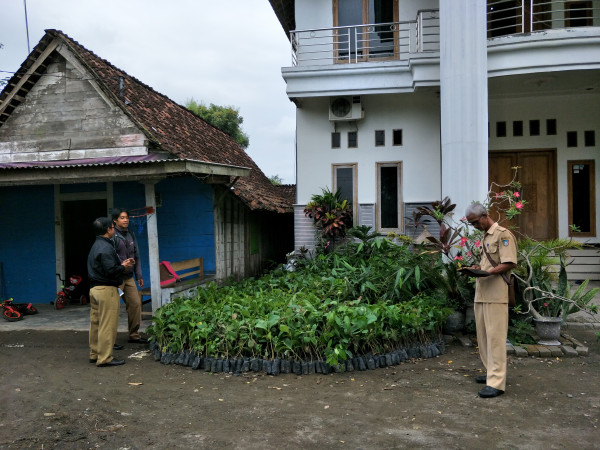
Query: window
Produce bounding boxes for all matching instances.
[546,119,557,135]
[332,132,341,149]
[496,121,507,138]
[348,131,358,148]
[333,0,399,62]
[566,1,593,27]
[392,129,402,146]
[567,131,578,148]
[333,164,357,224]
[377,162,402,231]
[568,161,596,237]
[529,120,540,136]
[375,130,385,146]
[584,130,596,147]
[513,120,523,137]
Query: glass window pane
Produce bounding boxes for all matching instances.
[336,167,354,208]
[571,163,591,232]
[368,0,395,57]
[338,0,363,56]
[380,165,398,228]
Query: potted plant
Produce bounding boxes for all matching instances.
[516,241,599,345]
[304,187,353,252]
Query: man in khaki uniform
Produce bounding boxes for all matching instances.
[465,203,517,398]
[87,217,134,367]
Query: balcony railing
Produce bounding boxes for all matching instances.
[290,10,440,66]
[290,2,600,66]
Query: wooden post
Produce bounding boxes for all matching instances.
[143,180,161,313]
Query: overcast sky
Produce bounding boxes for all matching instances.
[1,0,297,183]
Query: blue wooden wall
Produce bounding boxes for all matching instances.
[0,185,56,302]
[0,177,215,303]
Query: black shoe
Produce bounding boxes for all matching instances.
[475,375,487,384]
[478,386,504,398]
[113,344,124,350]
[128,337,148,344]
[97,359,125,367]
[89,358,97,364]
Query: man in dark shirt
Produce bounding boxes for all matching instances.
[87,217,134,367]
[112,208,147,344]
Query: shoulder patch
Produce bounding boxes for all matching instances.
[502,239,509,247]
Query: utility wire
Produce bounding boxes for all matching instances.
[23,0,31,54]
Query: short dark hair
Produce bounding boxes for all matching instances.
[92,217,113,236]
[111,208,129,221]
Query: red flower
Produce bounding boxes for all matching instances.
[467,251,472,257]
[475,240,481,248]
[454,256,463,261]
[513,192,520,198]
[515,202,523,209]
[459,237,468,247]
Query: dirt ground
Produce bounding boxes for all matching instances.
[0,328,598,450]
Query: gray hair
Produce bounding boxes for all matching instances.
[465,203,487,218]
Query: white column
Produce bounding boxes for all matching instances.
[440,1,488,220]
[143,180,161,312]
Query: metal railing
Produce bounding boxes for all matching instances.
[487,0,600,37]
[290,10,439,66]
[290,2,599,66]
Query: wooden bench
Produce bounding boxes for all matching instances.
[140,257,215,308]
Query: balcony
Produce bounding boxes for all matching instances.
[289,2,600,66]
[284,2,600,98]
[290,10,440,66]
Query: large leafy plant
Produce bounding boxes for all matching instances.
[304,188,353,250]
[146,235,452,366]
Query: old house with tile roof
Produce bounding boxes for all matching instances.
[0,29,293,310]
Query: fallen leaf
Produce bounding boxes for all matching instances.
[268,386,282,390]
[44,413,56,417]
[324,405,330,409]
[128,382,143,386]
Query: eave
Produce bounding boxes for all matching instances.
[0,159,250,187]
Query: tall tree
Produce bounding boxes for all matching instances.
[185,98,250,149]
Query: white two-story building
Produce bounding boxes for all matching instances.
[269,0,600,250]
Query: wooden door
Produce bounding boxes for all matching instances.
[488,150,557,241]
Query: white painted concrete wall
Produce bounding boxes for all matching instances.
[296,91,441,206]
[489,93,600,243]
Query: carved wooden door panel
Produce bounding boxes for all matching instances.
[488,150,557,241]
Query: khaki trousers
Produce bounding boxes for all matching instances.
[474,302,508,391]
[89,286,120,365]
[120,277,141,340]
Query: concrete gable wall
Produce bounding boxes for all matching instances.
[0,52,147,163]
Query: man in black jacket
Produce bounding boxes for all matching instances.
[112,208,146,344]
[87,217,134,367]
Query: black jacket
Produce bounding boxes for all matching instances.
[87,236,127,288]
[114,226,142,280]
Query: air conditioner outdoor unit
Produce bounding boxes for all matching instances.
[329,96,364,121]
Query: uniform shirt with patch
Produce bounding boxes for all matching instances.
[475,222,517,304]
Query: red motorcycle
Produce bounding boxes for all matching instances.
[54,273,88,310]
[2,299,38,321]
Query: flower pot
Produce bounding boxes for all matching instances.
[533,317,562,346]
[443,310,465,334]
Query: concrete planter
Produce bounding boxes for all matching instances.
[533,317,562,346]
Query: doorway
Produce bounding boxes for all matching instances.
[62,199,107,294]
[488,149,557,241]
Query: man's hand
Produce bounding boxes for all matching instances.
[138,278,144,288]
[122,258,135,271]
